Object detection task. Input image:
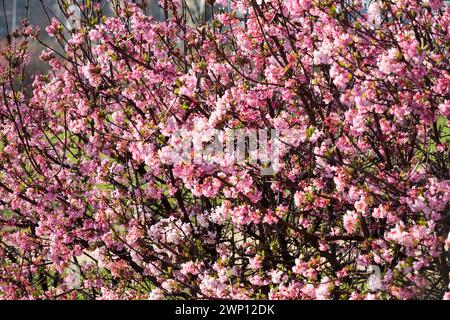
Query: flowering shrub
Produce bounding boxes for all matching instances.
[0,0,449,300]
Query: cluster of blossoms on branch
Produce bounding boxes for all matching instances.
[0,0,449,299]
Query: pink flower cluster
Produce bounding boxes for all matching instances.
[0,0,449,300]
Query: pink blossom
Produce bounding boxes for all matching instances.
[429,0,444,10]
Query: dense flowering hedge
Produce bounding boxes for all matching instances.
[0,0,449,299]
